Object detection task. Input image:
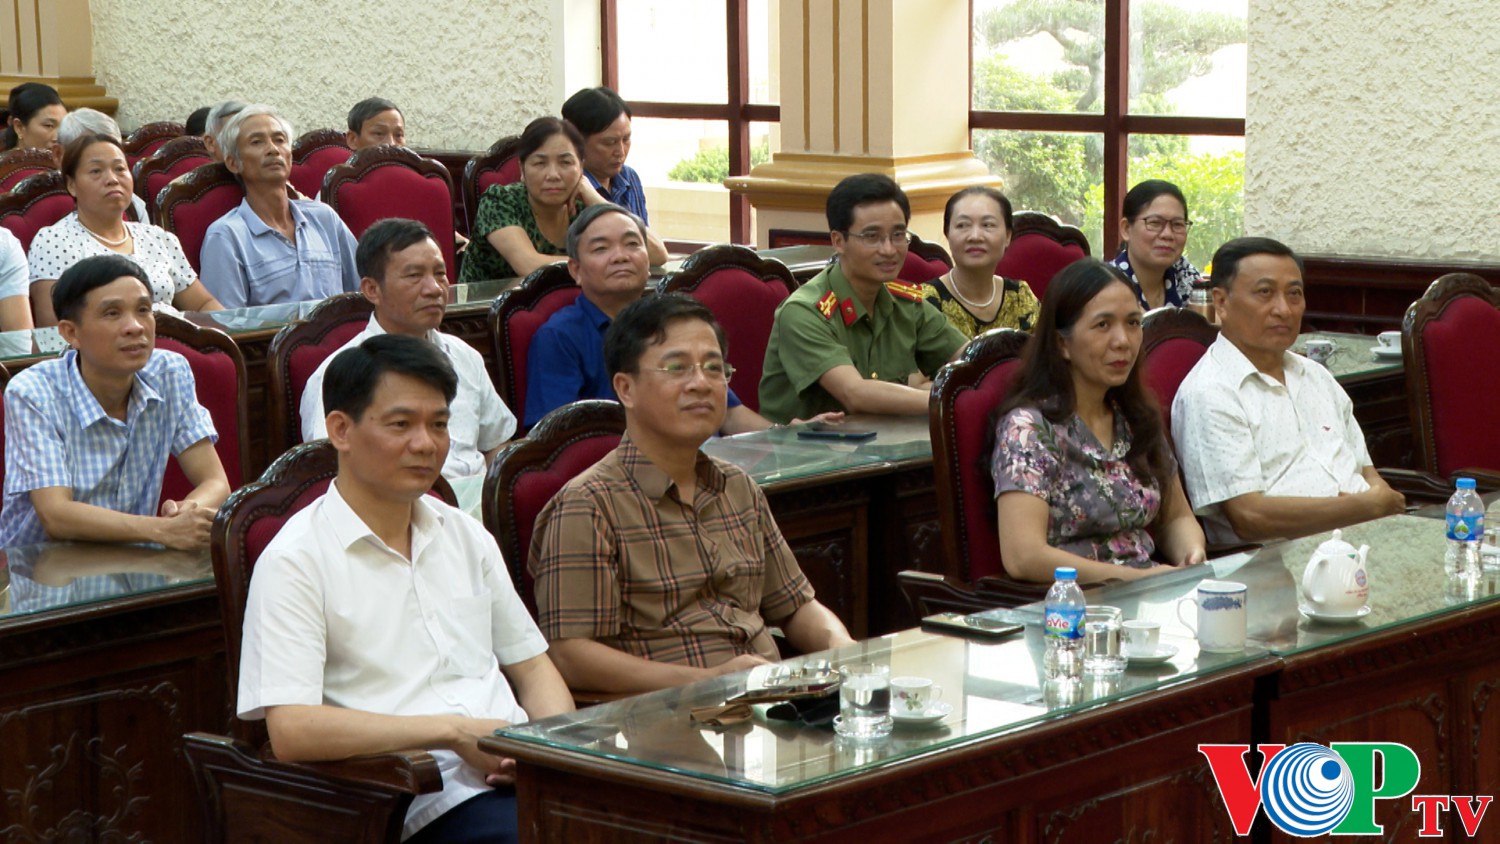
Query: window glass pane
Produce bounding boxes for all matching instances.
[972,0,1106,114]
[634,117,731,243]
[617,1,728,103]
[972,129,1104,253]
[748,0,779,105]
[1127,0,1247,118]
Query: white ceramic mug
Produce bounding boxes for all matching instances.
[1377,330,1401,350]
[1177,580,1248,653]
[1304,339,1335,365]
[890,675,943,718]
[1122,619,1161,657]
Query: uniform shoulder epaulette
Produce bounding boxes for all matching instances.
[885,281,925,303]
[816,290,838,319]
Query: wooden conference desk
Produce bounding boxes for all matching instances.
[484,513,1500,842]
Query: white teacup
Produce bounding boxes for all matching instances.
[890,675,943,718]
[1377,330,1401,351]
[1177,580,1248,653]
[1304,339,1335,365]
[1122,619,1161,657]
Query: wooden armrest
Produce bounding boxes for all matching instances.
[186,731,443,795]
[1452,468,1500,493]
[1377,467,1469,503]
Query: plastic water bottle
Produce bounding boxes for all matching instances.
[1043,567,1085,680]
[1445,477,1484,576]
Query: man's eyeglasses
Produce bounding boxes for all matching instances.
[641,361,736,383]
[1137,216,1193,235]
[844,229,913,248]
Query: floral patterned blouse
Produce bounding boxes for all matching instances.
[459,182,578,284]
[991,405,1164,567]
[1109,248,1204,310]
[920,275,1040,339]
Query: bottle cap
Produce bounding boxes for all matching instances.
[1055,566,1078,581]
[1458,477,1478,490]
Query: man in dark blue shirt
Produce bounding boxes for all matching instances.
[561,87,650,224]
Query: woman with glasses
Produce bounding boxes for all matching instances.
[923,186,1040,338]
[1110,179,1204,310]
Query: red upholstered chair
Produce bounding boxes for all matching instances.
[0,147,56,190]
[897,328,1046,615]
[323,146,457,278]
[1138,306,1218,440]
[659,244,797,412]
[995,211,1091,300]
[0,170,74,252]
[487,264,582,420]
[156,163,245,274]
[133,135,212,224]
[122,121,185,166]
[898,233,952,285]
[1403,273,1500,487]
[483,399,626,613]
[265,293,374,459]
[154,314,251,509]
[460,135,521,236]
[184,440,455,843]
[289,128,351,198]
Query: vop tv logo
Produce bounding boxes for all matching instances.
[1199,742,1494,837]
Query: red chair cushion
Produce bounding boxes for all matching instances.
[680,267,790,412]
[331,166,457,278]
[505,287,582,416]
[244,479,334,567]
[480,160,519,194]
[1423,297,1500,477]
[899,250,949,285]
[145,155,213,213]
[290,147,351,198]
[157,339,245,504]
[166,181,245,274]
[997,235,1088,301]
[0,192,75,253]
[286,321,368,437]
[1140,336,1212,438]
[954,359,1023,580]
[128,137,175,167]
[1,166,51,191]
[508,432,621,608]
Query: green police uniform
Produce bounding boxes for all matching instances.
[759,262,968,423]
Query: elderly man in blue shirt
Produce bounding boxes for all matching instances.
[199,104,359,308]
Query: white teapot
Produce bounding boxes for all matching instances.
[1302,529,1370,614]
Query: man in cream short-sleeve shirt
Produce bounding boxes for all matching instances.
[1172,237,1405,545]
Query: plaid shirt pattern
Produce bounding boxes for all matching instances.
[528,438,813,668]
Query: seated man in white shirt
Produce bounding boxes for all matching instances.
[238,334,573,843]
[301,218,517,515]
[1172,237,1405,544]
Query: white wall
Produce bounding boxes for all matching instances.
[1245,1,1500,260]
[88,0,589,150]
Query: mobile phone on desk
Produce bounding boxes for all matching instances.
[796,422,877,442]
[921,612,1025,641]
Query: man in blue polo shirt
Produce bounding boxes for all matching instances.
[0,254,229,550]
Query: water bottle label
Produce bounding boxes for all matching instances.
[1044,606,1084,640]
[1448,513,1483,542]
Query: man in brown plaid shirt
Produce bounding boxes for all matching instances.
[527,294,855,694]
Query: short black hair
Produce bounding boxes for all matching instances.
[1,82,63,151]
[1122,179,1188,222]
[604,294,726,377]
[185,106,211,137]
[1208,237,1304,291]
[53,254,151,323]
[561,86,631,137]
[356,218,435,282]
[826,173,910,233]
[322,333,458,421]
[518,116,584,163]
[347,97,401,134]
[944,186,1013,234]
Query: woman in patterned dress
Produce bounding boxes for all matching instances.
[1110,179,1205,311]
[922,186,1039,339]
[990,258,1205,583]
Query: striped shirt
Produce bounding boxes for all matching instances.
[585,164,649,225]
[0,349,217,547]
[528,437,813,667]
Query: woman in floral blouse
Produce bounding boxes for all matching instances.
[990,258,1205,583]
[1110,179,1205,311]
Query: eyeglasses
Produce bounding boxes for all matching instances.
[844,229,913,248]
[1137,216,1193,235]
[641,361,736,383]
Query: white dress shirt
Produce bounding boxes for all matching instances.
[1172,334,1372,544]
[237,481,547,839]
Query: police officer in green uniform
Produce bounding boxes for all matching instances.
[760,174,967,424]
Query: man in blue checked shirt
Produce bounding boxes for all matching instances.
[0,254,230,550]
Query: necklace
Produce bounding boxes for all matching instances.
[81,220,131,247]
[945,272,997,310]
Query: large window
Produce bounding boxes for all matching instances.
[602,0,779,246]
[971,0,1246,266]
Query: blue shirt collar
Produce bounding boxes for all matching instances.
[236,196,308,239]
[576,294,615,333]
[62,348,163,429]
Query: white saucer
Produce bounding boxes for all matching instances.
[1299,603,1372,623]
[1125,643,1179,666]
[1371,345,1402,359]
[891,701,953,727]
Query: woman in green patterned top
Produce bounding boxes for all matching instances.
[921,186,1040,339]
[459,116,667,284]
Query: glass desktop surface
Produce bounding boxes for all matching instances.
[1292,331,1403,380]
[702,428,888,485]
[0,541,213,620]
[494,626,1266,795]
[983,514,1490,658]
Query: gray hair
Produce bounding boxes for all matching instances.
[218,104,295,168]
[565,203,647,260]
[205,99,248,138]
[57,108,122,147]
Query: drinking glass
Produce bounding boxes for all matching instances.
[1083,605,1125,675]
[835,663,892,738]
